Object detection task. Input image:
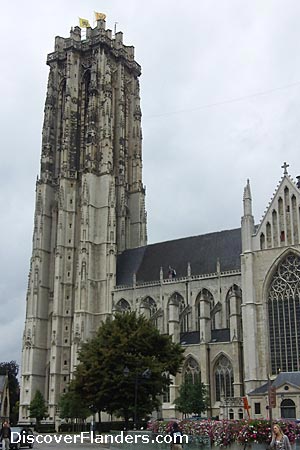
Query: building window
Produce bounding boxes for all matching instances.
[195,289,214,331]
[115,298,131,313]
[179,297,189,333]
[214,355,234,402]
[229,408,234,420]
[168,292,188,333]
[183,357,200,384]
[225,284,242,328]
[268,253,300,373]
[238,408,243,419]
[281,399,296,419]
[254,403,261,414]
[140,297,158,326]
[163,385,170,403]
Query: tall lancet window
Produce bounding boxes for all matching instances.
[184,357,200,384]
[214,355,234,401]
[268,253,300,373]
[79,70,91,168]
[55,79,66,176]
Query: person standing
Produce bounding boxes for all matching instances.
[270,424,291,450]
[0,420,11,450]
[170,422,183,450]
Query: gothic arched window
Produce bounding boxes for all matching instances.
[140,296,158,326]
[179,297,190,333]
[183,357,200,384]
[268,253,300,373]
[280,399,296,419]
[141,296,157,316]
[214,355,234,401]
[225,285,242,329]
[196,289,214,331]
[115,298,131,313]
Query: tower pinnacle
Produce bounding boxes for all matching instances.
[243,179,252,216]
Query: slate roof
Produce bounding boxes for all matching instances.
[180,331,200,345]
[249,372,300,396]
[116,228,242,285]
[248,382,269,396]
[211,328,230,343]
[273,372,300,389]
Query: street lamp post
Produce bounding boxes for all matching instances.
[124,367,151,430]
[134,374,138,429]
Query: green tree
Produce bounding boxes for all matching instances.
[59,384,90,423]
[0,361,20,424]
[29,390,48,429]
[73,312,184,428]
[175,379,208,416]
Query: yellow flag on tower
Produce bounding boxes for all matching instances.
[95,11,106,21]
[79,18,91,28]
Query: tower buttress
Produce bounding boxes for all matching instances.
[241,178,259,393]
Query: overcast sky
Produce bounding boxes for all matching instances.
[1,0,300,366]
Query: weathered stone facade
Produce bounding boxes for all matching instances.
[20,20,147,422]
[20,21,300,423]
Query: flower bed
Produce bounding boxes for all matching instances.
[147,419,300,447]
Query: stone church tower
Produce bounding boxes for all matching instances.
[20,20,147,422]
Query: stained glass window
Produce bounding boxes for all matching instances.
[268,253,300,373]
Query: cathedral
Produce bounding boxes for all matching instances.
[20,19,300,424]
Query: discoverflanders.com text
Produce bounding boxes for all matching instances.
[11,431,189,446]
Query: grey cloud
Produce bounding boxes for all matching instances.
[1,0,300,364]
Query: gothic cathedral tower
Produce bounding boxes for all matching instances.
[20,20,147,422]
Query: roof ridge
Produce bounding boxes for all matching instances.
[145,227,241,248]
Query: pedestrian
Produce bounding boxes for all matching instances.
[0,420,11,450]
[270,423,291,450]
[170,422,183,450]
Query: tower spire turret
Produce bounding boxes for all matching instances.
[243,178,252,216]
[241,178,255,252]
